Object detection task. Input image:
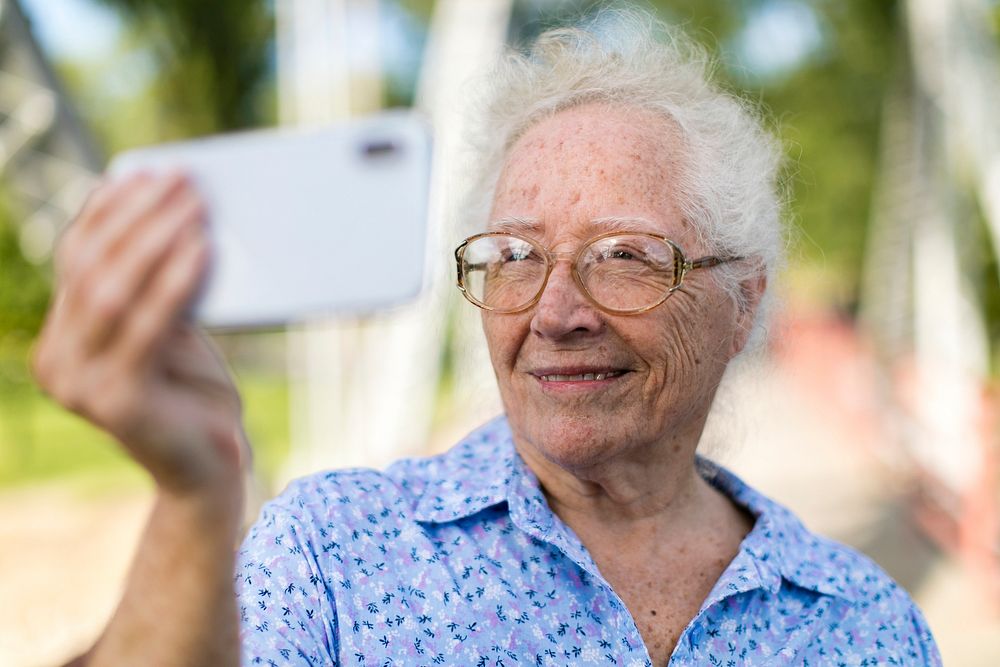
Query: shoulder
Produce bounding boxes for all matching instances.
[246,464,423,548]
[702,458,909,600]
[793,527,908,604]
[249,415,513,535]
[791,534,940,663]
[794,527,935,636]
[702,460,942,663]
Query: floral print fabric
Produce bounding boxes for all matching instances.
[237,415,941,666]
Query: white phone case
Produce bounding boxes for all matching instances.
[108,111,431,329]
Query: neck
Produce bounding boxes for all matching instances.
[514,432,716,543]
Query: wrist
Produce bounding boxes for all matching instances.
[157,471,245,538]
[145,421,250,505]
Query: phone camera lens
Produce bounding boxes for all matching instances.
[361,140,400,159]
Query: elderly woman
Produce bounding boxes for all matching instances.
[35,12,940,667]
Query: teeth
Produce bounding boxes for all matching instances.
[541,371,621,382]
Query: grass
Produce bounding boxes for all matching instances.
[0,371,291,493]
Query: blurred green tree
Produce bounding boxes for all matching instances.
[0,199,51,452]
[761,0,900,310]
[94,0,275,137]
[0,204,49,345]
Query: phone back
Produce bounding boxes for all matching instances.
[109,112,431,329]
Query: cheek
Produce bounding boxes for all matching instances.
[481,312,526,376]
[638,298,735,402]
[646,308,703,380]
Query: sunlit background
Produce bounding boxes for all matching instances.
[0,0,998,665]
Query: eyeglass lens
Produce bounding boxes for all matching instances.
[460,234,680,312]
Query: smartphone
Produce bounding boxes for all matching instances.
[108,111,431,330]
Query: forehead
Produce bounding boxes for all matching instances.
[489,103,689,242]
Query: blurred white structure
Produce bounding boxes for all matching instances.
[0,0,101,263]
[276,0,510,484]
[861,0,999,572]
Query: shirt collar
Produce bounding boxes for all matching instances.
[412,416,850,601]
[698,458,853,601]
[411,415,549,527]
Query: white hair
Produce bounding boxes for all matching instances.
[459,8,786,349]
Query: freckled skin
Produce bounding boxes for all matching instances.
[485,103,745,474]
[482,103,761,665]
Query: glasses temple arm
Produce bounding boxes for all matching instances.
[687,255,743,270]
[455,259,490,285]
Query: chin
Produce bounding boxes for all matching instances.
[511,409,627,472]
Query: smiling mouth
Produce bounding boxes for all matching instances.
[537,370,627,382]
[530,364,633,386]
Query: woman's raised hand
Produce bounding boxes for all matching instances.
[32,172,247,497]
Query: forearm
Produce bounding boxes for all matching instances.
[88,481,244,667]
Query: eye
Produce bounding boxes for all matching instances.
[608,248,637,261]
[500,249,523,262]
[600,245,645,262]
[500,242,542,263]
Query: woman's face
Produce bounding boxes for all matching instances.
[482,103,758,472]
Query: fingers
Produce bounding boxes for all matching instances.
[54,176,126,280]
[116,222,211,371]
[32,170,248,494]
[60,172,189,287]
[57,172,204,354]
[34,170,210,408]
[75,188,207,353]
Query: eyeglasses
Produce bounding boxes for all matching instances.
[454,230,739,315]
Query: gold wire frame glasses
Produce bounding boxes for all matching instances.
[454,230,740,315]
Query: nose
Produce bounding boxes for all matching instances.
[529,259,604,340]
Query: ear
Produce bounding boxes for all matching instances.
[729,273,767,358]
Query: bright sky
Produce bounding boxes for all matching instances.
[21,0,122,59]
[735,0,823,78]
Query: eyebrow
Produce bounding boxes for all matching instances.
[488,217,543,234]
[485,215,661,239]
[589,216,658,232]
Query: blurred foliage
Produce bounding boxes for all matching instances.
[0,197,51,471]
[0,199,50,344]
[55,54,172,155]
[971,203,1000,376]
[0,372,290,489]
[759,0,900,309]
[0,196,51,396]
[92,0,275,139]
[398,0,435,21]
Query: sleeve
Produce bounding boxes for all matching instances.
[236,488,341,666]
[906,603,943,667]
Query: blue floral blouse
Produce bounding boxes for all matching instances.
[237,415,942,666]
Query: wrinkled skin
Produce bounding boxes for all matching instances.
[483,103,760,480]
[481,102,766,666]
